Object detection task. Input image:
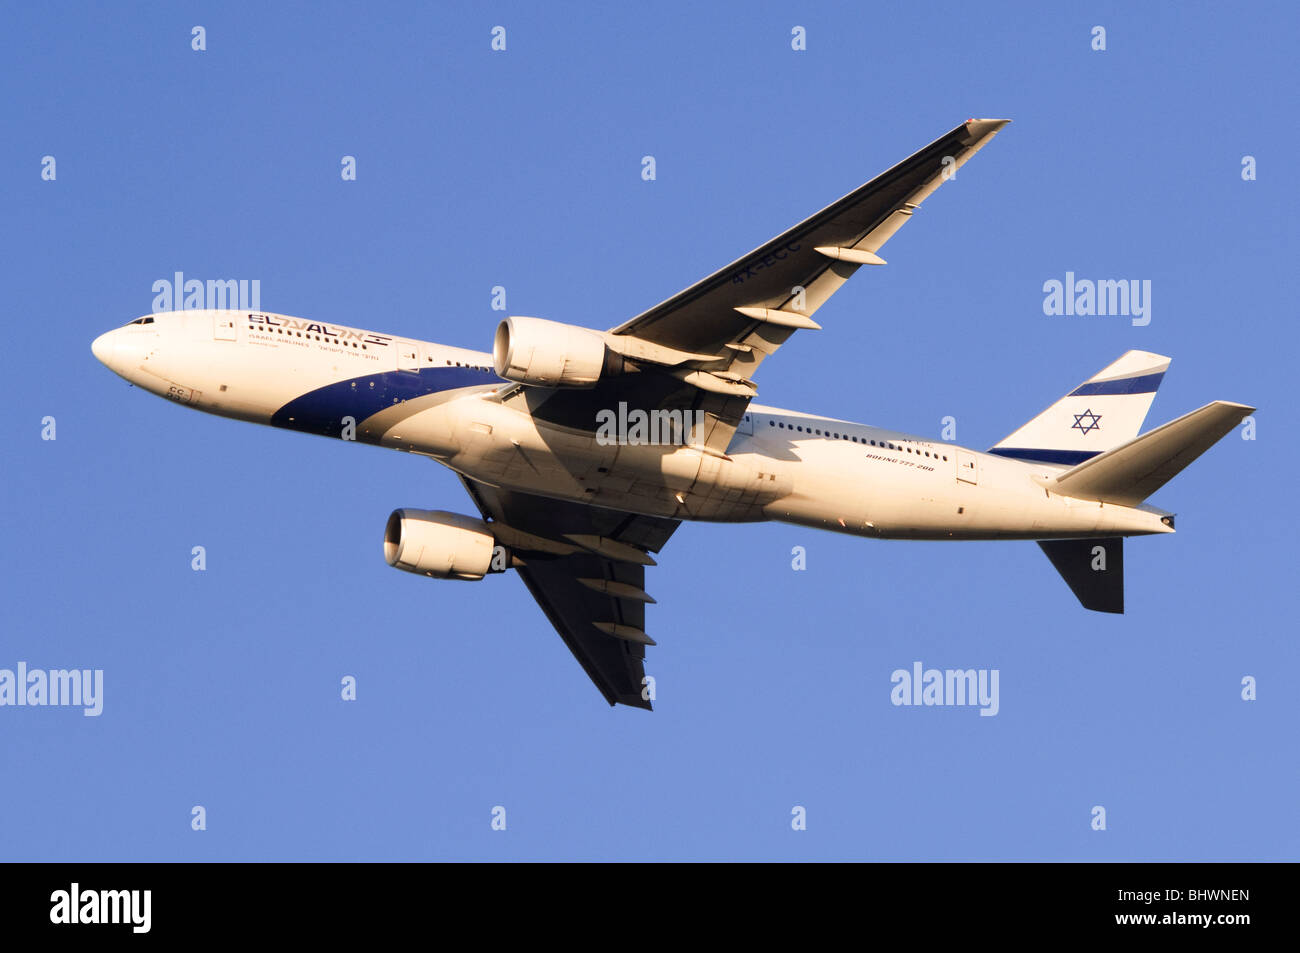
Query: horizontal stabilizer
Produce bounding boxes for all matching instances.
[1050,401,1254,505]
[1037,537,1124,613]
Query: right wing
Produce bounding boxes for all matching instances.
[459,476,679,710]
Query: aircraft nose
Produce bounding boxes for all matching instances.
[91,330,116,366]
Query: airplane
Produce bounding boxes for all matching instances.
[91,119,1253,710]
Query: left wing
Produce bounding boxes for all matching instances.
[598,118,1009,453]
[609,119,1010,383]
[459,476,679,710]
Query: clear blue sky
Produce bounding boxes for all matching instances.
[2,1,1295,860]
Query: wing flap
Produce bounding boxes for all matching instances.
[459,476,678,709]
[515,550,656,708]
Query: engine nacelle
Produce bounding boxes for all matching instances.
[493,315,612,388]
[383,509,500,580]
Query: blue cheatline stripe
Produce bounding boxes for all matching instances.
[271,365,501,436]
[988,448,1102,465]
[1068,371,1165,396]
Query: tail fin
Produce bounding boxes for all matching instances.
[1049,400,1254,505]
[990,350,1170,465]
[1038,538,1124,613]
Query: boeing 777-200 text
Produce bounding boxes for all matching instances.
[92,119,1252,709]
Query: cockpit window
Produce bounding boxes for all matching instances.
[129,316,155,325]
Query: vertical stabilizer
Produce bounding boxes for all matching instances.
[991,351,1170,465]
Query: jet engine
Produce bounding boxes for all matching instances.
[383,509,502,580]
[492,315,617,388]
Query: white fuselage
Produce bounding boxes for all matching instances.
[92,310,1173,542]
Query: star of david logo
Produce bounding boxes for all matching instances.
[1071,409,1102,436]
